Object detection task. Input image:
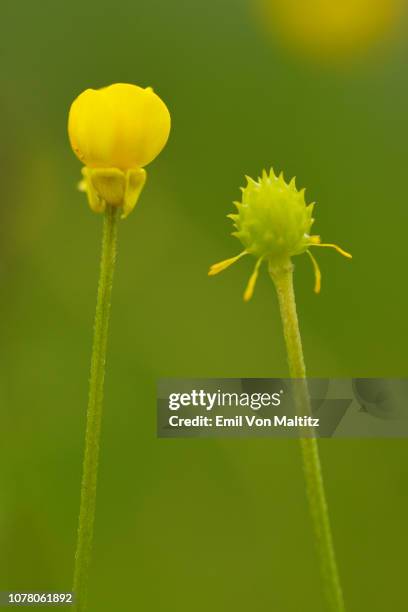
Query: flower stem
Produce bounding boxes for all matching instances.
[73,205,119,611]
[269,258,345,612]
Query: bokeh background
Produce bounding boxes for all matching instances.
[1,0,408,610]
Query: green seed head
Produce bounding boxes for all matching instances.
[229,168,315,261]
[209,167,351,301]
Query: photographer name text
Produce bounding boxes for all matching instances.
[168,414,319,429]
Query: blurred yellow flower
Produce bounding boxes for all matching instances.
[68,83,171,217]
[258,0,404,64]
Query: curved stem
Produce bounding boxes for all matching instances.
[73,205,119,611]
[269,258,345,612]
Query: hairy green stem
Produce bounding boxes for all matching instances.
[73,205,119,611]
[269,258,345,612]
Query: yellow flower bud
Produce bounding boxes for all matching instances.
[68,83,171,217]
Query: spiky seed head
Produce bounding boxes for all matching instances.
[230,168,315,261]
[209,167,351,300]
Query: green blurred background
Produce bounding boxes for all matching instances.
[1,1,407,610]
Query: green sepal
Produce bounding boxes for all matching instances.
[89,168,126,207]
[122,168,147,219]
[79,166,147,218]
[80,168,106,214]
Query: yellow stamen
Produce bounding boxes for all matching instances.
[306,250,322,294]
[243,257,264,302]
[311,242,352,258]
[208,251,247,276]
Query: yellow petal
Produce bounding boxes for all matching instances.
[68,83,171,170]
[208,252,247,276]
